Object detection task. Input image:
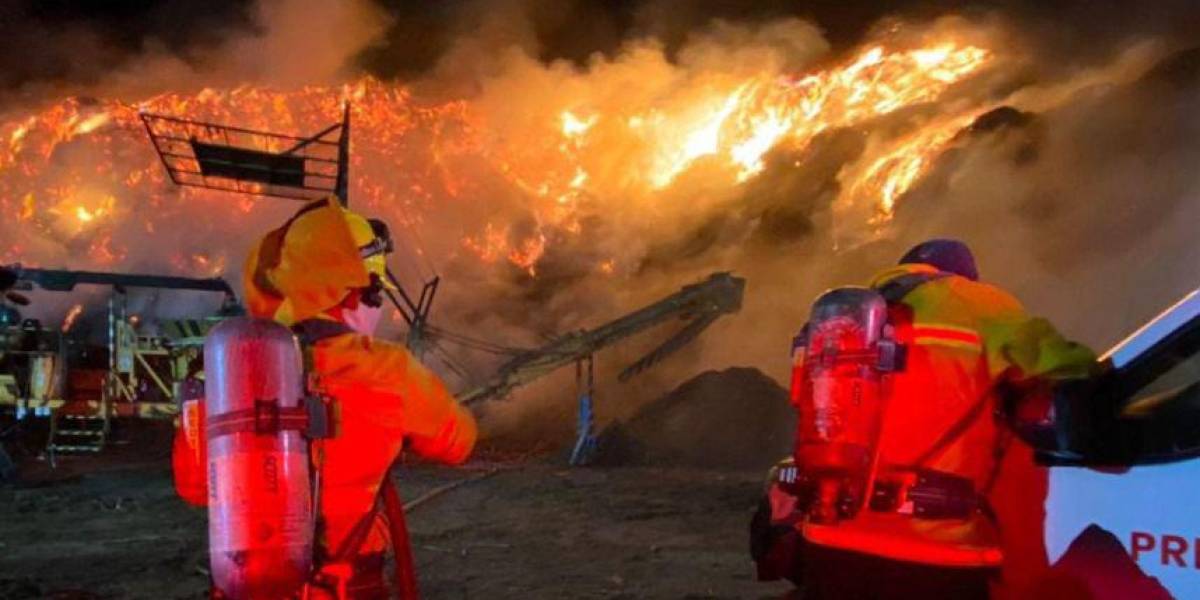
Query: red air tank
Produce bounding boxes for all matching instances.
[204,318,313,599]
[171,378,208,507]
[794,287,896,522]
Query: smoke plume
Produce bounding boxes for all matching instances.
[2,1,1199,444]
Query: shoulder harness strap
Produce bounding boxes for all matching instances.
[875,271,952,304]
[909,393,993,469]
[880,271,992,471]
[292,318,355,346]
[292,319,354,380]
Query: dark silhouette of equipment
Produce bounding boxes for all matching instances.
[456,272,745,406]
[8,265,234,297]
[141,106,350,203]
[448,272,744,465]
[141,105,439,348]
[0,264,240,457]
[138,102,748,463]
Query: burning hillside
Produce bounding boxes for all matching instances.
[0,26,992,274]
[3,4,1200,597]
[0,2,1197,393]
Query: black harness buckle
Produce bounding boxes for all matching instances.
[253,399,280,434]
[304,395,335,440]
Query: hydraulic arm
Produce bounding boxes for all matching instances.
[458,272,744,406]
[5,265,233,296]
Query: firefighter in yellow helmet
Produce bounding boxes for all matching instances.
[244,197,477,599]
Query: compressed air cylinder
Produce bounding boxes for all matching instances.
[794,287,889,521]
[171,378,208,507]
[204,318,312,599]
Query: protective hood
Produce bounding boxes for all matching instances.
[243,198,372,325]
[898,239,979,281]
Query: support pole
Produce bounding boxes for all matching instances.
[335,103,351,207]
[569,355,597,466]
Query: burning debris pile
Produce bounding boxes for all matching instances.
[0,18,1003,326]
[0,26,998,277]
[594,367,792,470]
[0,1,1197,401]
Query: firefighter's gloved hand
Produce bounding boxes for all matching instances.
[998,375,1110,462]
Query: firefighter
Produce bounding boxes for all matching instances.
[242,197,477,598]
[754,239,1097,599]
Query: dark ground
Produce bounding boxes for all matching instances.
[594,367,793,470]
[0,451,791,599]
[0,368,795,599]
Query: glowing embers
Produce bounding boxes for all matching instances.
[461,222,546,276]
[46,189,118,234]
[631,42,991,191]
[0,36,994,276]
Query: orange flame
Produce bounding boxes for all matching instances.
[0,37,995,276]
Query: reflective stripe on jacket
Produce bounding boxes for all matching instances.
[865,263,1095,481]
[795,262,1097,589]
[308,330,477,559]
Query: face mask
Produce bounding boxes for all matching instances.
[341,300,384,336]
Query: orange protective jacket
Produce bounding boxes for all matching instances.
[795,263,1096,595]
[307,328,477,556]
[169,307,476,595]
[235,197,477,593]
[867,263,1093,494]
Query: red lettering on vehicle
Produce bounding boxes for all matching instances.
[1127,531,1200,569]
[1131,531,1156,562]
[1162,535,1189,567]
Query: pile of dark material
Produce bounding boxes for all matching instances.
[594,367,794,471]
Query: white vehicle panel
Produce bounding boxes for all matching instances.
[1046,461,1200,598]
[1103,288,1200,368]
[1046,286,1200,598]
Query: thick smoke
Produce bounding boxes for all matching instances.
[433,14,1200,442]
[0,0,394,333]
[0,0,390,102]
[2,1,1199,446]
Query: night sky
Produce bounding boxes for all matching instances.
[2,0,1198,95]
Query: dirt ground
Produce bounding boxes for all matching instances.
[0,444,794,599]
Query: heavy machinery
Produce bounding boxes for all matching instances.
[141,105,440,347]
[456,272,745,405]
[452,272,745,464]
[0,265,238,458]
[141,103,748,465]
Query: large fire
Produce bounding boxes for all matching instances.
[0,36,994,280]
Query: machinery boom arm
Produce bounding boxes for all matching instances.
[7,265,233,296]
[459,272,744,405]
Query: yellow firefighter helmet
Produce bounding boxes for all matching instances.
[244,197,396,325]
